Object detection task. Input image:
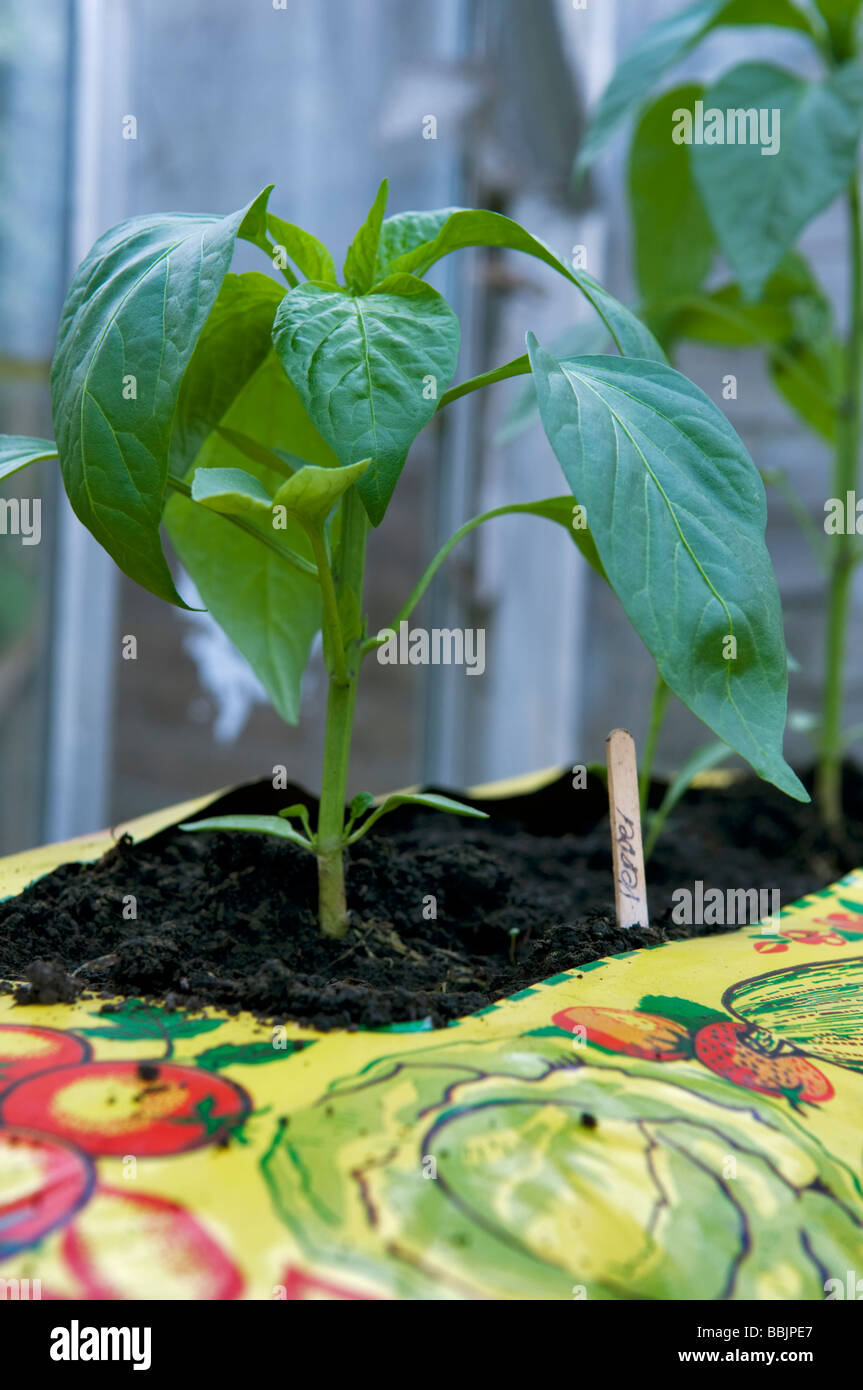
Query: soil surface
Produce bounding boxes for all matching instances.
[1,765,861,1030]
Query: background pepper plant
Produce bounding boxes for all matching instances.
[0,178,806,937]
[577,0,863,831]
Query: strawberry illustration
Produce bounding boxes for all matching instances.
[694,1020,833,1106]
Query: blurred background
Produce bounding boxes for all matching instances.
[0,0,856,853]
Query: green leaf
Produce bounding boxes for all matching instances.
[272,275,460,525]
[267,214,338,285]
[651,253,834,347]
[379,792,488,819]
[79,998,224,1042]
[197,1040,310,1071]
[50,187,272,607]
[374,210,454,282]
[170,272,286,473]
[637,994,728,1029]
[343,179,389,293]
[163,353,325,724]
[349,791,488,842]
[815,0,863,59]
[273,459,371,529]
[527,336,808,802]
[180,813,313,849]
[0,435,58,482]
[577,0,819,174]
[654,289,794,347]
[629,85,715,301]
[374,207,664,363]
[692,62,863,300]
[348,791,375,820]
[769,336,843,442]
[277,803,314,839]
[190,466,274,520]
[650,255,842,441]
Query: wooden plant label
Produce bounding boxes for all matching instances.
[605,728,649,929]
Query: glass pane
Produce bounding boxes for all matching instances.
[0,1,69,852]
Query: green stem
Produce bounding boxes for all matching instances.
[166,474,318,579]
[309,527,348,687]
[314,490,368,938]
[817,181,863,830]
[363,501,549,653]
[436,354,530,411]
[639,670,671,818]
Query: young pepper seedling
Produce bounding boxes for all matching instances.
[1,178,806,937]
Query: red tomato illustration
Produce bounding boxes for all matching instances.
[785,928,847,947]
[0,1060,251,1157]
[0,1126,94,1257]
[279,1266,381,1300]
[694,1020,834,1103]
[61,1186,243,1300]
[0,1025,91,1091]
[552,1005,691,1060]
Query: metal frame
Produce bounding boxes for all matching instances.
[42,0,127,841]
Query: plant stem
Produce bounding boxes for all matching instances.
[309,527,348,686]
[436,354,530,411]
[363,501,564,656]
[314,489,367,938]
[817,180,863,830]
[316,677,359,937]
[639,669,671,818]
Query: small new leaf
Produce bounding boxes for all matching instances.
[272,458,371,529]
[190,467,274,521]
[347,791,488,844]
[181,814,313,850]
[268,214,338,285]
[344,179,389,293]
[348,791,375,820]
[277,803,314,839]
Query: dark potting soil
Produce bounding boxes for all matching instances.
[1,764,861,1031]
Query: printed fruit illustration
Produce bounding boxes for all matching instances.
[0,1126,94,1257]
[0,1024,91,1091]
[693,1021,833,1103]
[551,1005,691,1060]
[279,1266,381,1300]
[723,956,863,1071]
[60,1186,243,1300]
[0,1060,251,1156]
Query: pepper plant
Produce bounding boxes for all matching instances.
[578,0,863,830]
[0,179,806,937]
